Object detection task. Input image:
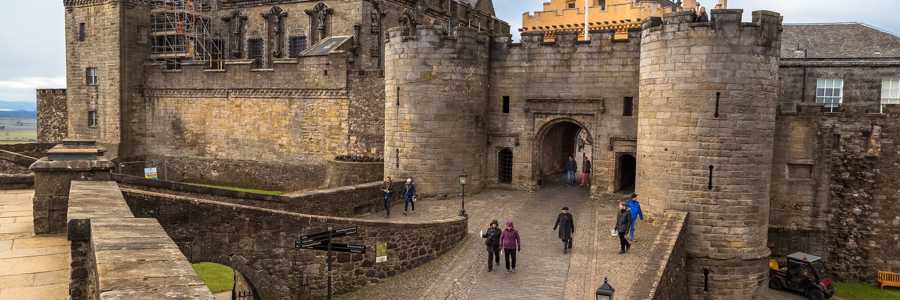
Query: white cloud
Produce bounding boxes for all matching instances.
[0,76,66,90]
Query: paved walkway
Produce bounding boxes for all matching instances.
[0,190,69,300]
[342,185,660,300]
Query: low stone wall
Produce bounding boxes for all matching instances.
[31,158,114,234]
[631,211,689,300]
[66,181,213,299]
[121,188,467,299]
[0,143,57,159]
[0,173,34,189]
[115,173,399,218]
[0,149,38,167]
[324,160,383,188]
[117,155,326,192]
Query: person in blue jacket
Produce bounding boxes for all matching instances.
[626,193,644,242]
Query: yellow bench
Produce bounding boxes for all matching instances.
[878,271,900,289]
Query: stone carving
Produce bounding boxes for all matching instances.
[222,11,247,59]
[263,6,288,59]
[399,9,417,37]
[305,2,333,44]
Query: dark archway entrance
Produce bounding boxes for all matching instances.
[536,120,592,187]
[498,148,513,184]
[617,154,636,192]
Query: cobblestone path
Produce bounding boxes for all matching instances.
[342,185,660,300]
[0,190,69,300]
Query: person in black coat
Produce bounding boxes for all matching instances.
[615,202,632,254]
[553,207,575,254]
[481,220,502,272]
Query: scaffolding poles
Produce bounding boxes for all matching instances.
[150,0,222,69]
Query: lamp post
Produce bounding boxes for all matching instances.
[596,277,614,300]
[458,173,467,217]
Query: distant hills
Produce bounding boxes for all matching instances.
[0,100,37,119]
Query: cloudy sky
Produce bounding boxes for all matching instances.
[0,0,898,104]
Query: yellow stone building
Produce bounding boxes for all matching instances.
[522,0,702,41]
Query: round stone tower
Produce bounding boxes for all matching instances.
[637,10,782,298]
[383,25,490,196]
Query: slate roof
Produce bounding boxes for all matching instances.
[781,23,900,59]
[301,36,352,56]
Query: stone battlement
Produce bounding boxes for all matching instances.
[502,28,642,49]
[385,25,491,48]
[36,88,66,95]
[642,9,782,42]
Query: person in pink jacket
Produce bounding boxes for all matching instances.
[500,221,521,272]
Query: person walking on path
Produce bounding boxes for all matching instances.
[626,193,644,242]
[481,220,502,272]
[615,202,632,254]
[382,177,393,218]
[553,207,575,254]
[500,221,521,272]
[565,156,577,185]
[580,156,592,187]
[403,178,417,216]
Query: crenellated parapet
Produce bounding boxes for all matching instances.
[637,9,783,299]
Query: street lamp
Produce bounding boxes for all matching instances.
[596,277,614,300]
[458,173,467,217]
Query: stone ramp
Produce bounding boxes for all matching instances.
[341,186,663,299]
[0,189,69,300]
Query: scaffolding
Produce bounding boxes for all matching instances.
[150,0,223,69]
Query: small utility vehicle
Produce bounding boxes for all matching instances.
[769,252,835,300]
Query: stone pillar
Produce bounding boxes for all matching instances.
[637,10,782,298]
[31,140,113,234]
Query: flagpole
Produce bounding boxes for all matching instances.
[583,0,590,40]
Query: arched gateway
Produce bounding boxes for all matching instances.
[534,119,593,187]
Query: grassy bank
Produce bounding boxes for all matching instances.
[192,262,234,293]
[185,183,284,196]
[835,282,900,300]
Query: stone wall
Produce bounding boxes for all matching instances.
[384,26,491,197]
[324,159,383,188]
[115,173,399,218]
[636,10,782,298]
[119,155,326,192]
[632,211,689,300]
[36,89,68,143]
[121,188,468,299]
[0,143,57,159]
[771,60,900,280]
[488,29,641,193]
[66,181,213,299]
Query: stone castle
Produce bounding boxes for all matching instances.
[36,0,900,298]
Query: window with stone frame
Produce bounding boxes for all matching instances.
[248,38,264,68]
[288,36,308,58]
[567,0,576,9]
[598,0,606,10]
[85,68,98,86]
[78,23,86,42]
[881,79,900,113]
[816,79,843,112]
[87,111,98,128]
[623,97,634,116]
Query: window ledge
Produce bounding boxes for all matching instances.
[204,69,226,73]
[250,69,275,72]
[162,69,183,73]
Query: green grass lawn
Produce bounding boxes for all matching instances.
[185,183,284,196]
[192,262,234,293]
[835,282,900,300]
[0,130,36,144]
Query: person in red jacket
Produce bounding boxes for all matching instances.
[500,221,521,272]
